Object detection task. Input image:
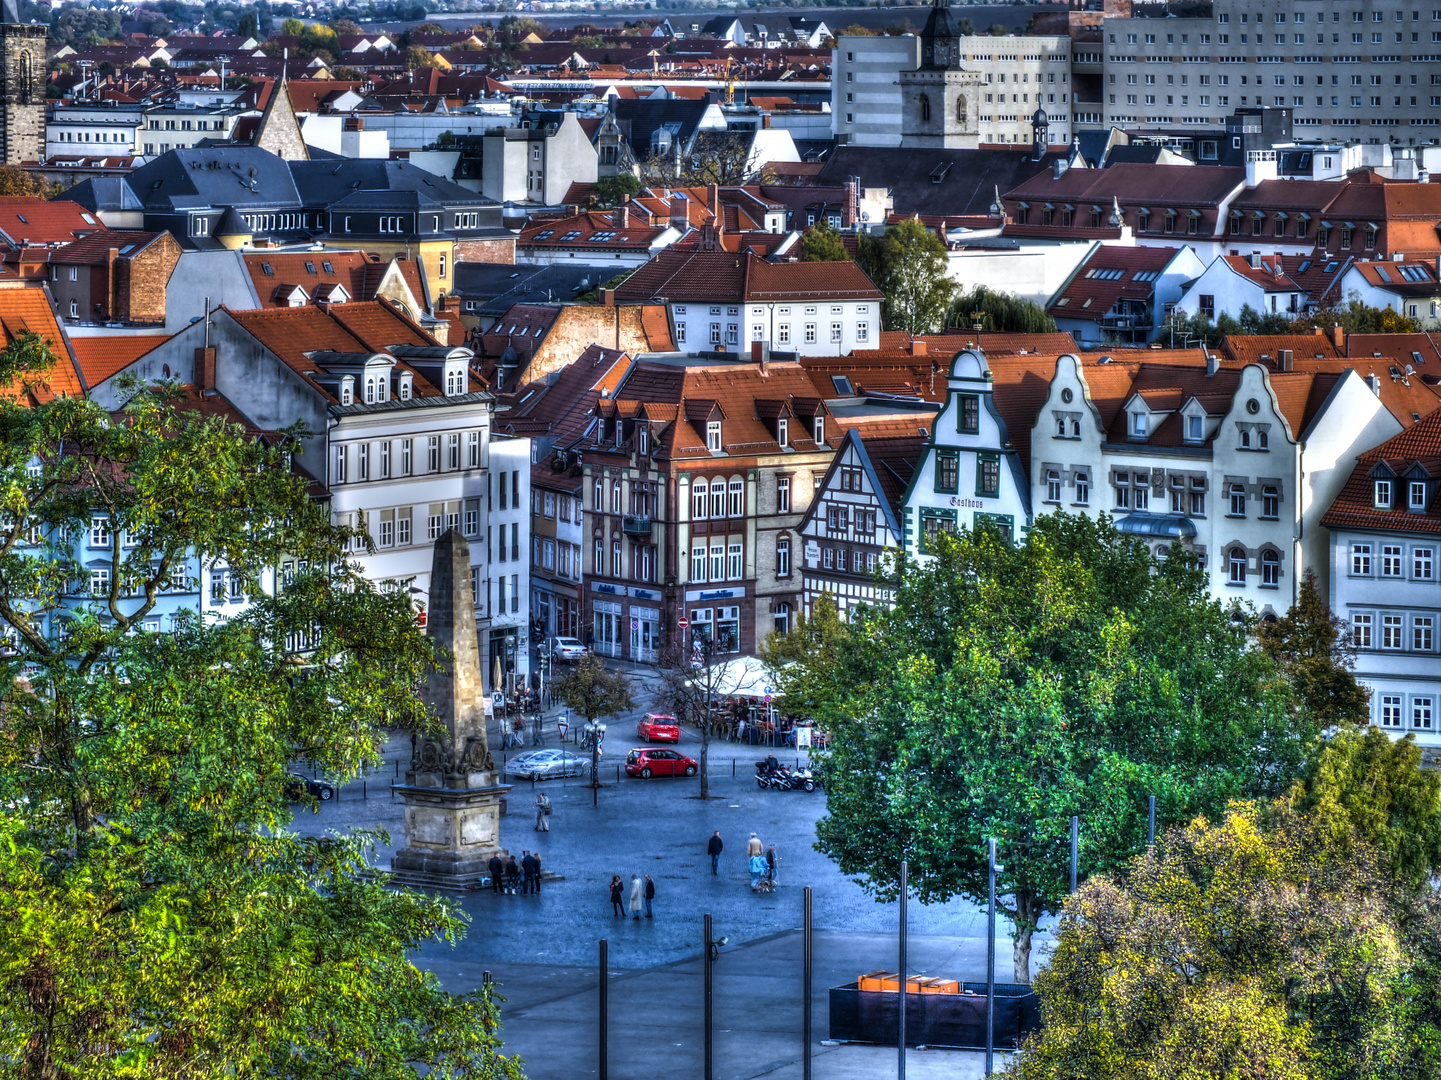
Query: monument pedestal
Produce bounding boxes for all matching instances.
[391,780,513,884]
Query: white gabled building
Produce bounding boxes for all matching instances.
[1174,254,1309,324]
[1336,260,1441,331]
[901,348,1032,556]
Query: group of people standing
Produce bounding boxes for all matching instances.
[610,874,656,919]
[707,831,778,889]
[486,850,544,895]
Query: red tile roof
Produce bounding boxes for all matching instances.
[49,230,166,263]
[0,198,105,247]
[1047,244,1184,322]
[1321,407,1441,534]
[520,209,667,253]
[1217,255,1305,293]
[71,333,170,385]
[614,249,881,303]
[0,285,83,405]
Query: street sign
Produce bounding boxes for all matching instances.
[764,694,772,706]
[764,685,775,695]
[678,617,690,628]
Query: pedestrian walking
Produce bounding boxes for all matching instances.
[707,831,724,875]
[521,850,537,894]
[628,874,643,920]
[749,852,767,890]
[766,843,778,886]
[488,854,503,894]
[747,832,763,858]
[534,791,552,831]
[504,855,520,894]
[643,874,655,918]
[532,850,544,894]
[609,875,625,916]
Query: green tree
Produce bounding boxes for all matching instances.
[773,515,1317,982]
[551,654,634,731]
[592,172,640,207]
[1286,725,1441,892]
[0,343,523,1077]
[406,45,445,69]
[950,285,1056,333]
[237,11,258,37]
[1009,802,1411,1080]
[280,15,304,35]
[800,223,850,262]
[1256,569,1371,730]
[862,219,955,334]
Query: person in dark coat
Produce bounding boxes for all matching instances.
[644,874,655,918]
[532,850,544,894]
[504,855,520,894]
[521,850,538,894]
[707,831,723,875]
[609,875,625,916]
[488,854,503,894]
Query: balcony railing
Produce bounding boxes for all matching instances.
[622,515,653,536]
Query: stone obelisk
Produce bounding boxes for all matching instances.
[392,529,511,885]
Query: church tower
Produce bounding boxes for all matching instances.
[899,0,982,149]
[0,0,47,166]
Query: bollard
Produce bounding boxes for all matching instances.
[363,779,367,800]
[732,759,735,777]
[394,760,399,778]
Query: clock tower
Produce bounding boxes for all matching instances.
[899,0,981,149]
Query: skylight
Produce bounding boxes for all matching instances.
[322,261,334,273]
[533,230,555,241]
[305,261,316,274]
[261,262,273,276]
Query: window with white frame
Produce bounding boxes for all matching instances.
[707,421,722,452]
[1353,612,1373,647]
[1046,470,1062,502]
[1382,694,1403,727]
[1417,547,1435,579]
[1261,485,1279,519]
[401,439,413,476]
[427,437,440,472]
[612,542,622,577]
[90,515,110,548]
[1415,696,1434,730]
[1417,615,1435,652]
[776,537,791,576]
[1228,546,1247,584]
[777,477,791,513]
[1376,479,1393,507]
[397,511,411,545]
[1114,473,1131,509]
[1383,545,1404,577]
[692,545,707,581]
[1353,543,1372,575]
[1075,471,1090,504]
[728,479,744,517]
[1383,614,1404,648]
[1261,548,1280,586]
[813,416,825,444]
[1412,480,1429,509]
[727,543,742,579]
[1229,483,1247,516]
[709,543,724,580]
[692,480,708,520]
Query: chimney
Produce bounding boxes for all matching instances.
[1278,349,1293,372]
[708,183,719,216]
[1204,345,1218,376]
[106,246,120,323]
[598,287,615,305]
[1367,372,1382,395]
[615,201,630,229]
[751,339,770,373]
[1332,325,1345,350]
[195,346,216,393]
[670,193,688,231]
[911,338,927,357]
[1053,158,1068,180]
[1422,169,1432,184]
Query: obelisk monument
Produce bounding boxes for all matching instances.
[392,528,511,884]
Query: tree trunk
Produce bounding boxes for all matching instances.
[1012,890,1039,985]
[699,722,710,799]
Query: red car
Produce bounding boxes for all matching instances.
[625,748,698,779]
[637,712,681,743]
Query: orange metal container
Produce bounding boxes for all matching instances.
[858,971,900,992]
[857,973,962,995]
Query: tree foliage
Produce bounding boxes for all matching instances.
[1256,569,1371,731]
[591,172,640,208]
[858,219,956,334]
[0,338,523,1078]
[1166,295,1419,348]
[800,223,850,263]
[551,654,634,728]
[950,285,1057,334]
[768,515,1326,982]
[0,167,57,200]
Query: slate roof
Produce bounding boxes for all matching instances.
[115,146,304,212]
[453,262,604,315]
[291,158,495,209]
[1321,407,1441,535]
[815,146,1068,217]
[612,98,712,160]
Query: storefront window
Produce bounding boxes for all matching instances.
[593,600,623,658]
[631,606,659,662]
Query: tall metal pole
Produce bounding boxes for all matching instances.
[803,886,814,1080]
[898,860,908,1079]
[704,912,715,1080]
[985,838,996,1077]
[1148,795,1156,849]
[599,939,609,1080]
[1070,815,1079,894]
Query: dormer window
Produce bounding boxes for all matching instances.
[339,377,354,406]
[1375,479,1393,508]
[1411,481,1428,510]
[638,425,649,455]
[397,372,413,401]
[1186,414,1203,442]
[777,417,788,448]
[1131,411,1148,438]
[707,420,722,452]
[445,368,465,396]
[813,416,825,444]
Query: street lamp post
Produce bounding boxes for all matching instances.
[585,720,606,806]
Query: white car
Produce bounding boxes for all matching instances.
[505,749,589,781]
[550,636,590,662]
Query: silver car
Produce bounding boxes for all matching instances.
[549,636,590,662]
[505,749,590,781]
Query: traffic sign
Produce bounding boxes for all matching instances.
[764,685,775,695]
[678,617,690,628]
[764,694,772,706]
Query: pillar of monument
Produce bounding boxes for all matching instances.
[392,528,512,884]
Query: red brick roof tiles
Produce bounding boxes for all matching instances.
[0,198,105,246]
[0,285,83,404]
[1321,407,1441,534]
[71,333,170,385]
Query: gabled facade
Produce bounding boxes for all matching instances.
[1337,260,1441,330]
[901,348,1031,557]
[1322,408,1441,750]
[1047,243,1205,346]
[1174,254,1310,323]
[797,427,920,617]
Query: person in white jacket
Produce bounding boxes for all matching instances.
[628,875,643,920]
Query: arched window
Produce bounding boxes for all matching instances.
[728,478,744,517]
[1261,548,1281,586]
[1155,544,1170,562]
[955,96,967,125]
[1046,470,1061,502]
[1071,419,1082,437]
[1228,546,1248,585]
[919,94,931,122]
[692,480,708,520]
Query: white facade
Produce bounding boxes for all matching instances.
[948,239,1098,307]
[1175,255,1309,323]
[139,103,245,156]
[46,103,142,158]
[901,348,1031,556]
[1331,524,1441,749]
[671,299,881,357]
[486,436,533,689]
[1030,355,1400,609]
[1336,264,1441,329]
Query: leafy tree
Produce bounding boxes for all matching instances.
[415,20,445,33]
[862,219,955,334]
[571,34,604,47]
[656,638,751,801]
[1009,802,1412,1080]
[406,45,445,69]
[331,17,363,34]
[0,342,523,1077]
[643,134,772,186]
[833,23,877,35]
[552,653,634,731]
[1256,569,1371,730]
[592,172,640,208]
[497,14,544,39]
[280,15,304,34]
[950,285,1057,334]
[0,166,57,199]
[772,515,1317,982]
[237,10,258,36]
[1286,726,1441,893]
[800,223,850,262]
[988,23,1009,35]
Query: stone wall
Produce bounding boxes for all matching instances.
[455,237,516,265]
[0,26,47,165]
[116,232,182,325]
[521,303,669,383]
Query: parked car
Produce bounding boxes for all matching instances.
[284,772,335,801]
[625,748,698,779]
[506,749,589,781]
[549,636,590,662]
[637,712,681,743]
